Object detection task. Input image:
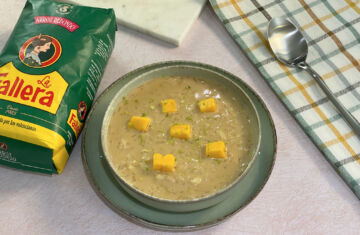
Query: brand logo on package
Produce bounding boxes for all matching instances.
[0,63,68,114]
[67,109,84,137]
[0,143,7,151]
[56,4,73,15]
[77,101,87,122]
[19,35,62,68]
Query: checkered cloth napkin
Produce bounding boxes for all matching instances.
[209,0,360,199]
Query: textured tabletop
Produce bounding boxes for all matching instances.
[0,1,359,234]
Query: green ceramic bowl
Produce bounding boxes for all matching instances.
[101,61,261,213]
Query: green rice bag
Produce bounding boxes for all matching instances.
[0,0,116,174]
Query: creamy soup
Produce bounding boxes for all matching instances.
[106,76,256,200]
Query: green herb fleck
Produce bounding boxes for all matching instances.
[135,99,139,103]
[216,159,222,164]
[150,105,155,110]
[122,96,129,104]
[168,139,175,145]
[186,116,193,121]
[180,100,185,104]
[139,134,145,145]
[142,113,147,117]
[185,85,191,89]
[178,149,183,154]
[146,167,150,172]
[166,113,169,117]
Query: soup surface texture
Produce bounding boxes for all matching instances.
[106,76,255,200]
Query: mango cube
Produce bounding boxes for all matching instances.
[198,98,217,112]
[128,116,151,132]
[206,141,226,158]
[170,124,191,140]
[153,153,176,172]
[161,99,177,113]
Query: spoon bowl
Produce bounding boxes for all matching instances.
[268,18,308,66]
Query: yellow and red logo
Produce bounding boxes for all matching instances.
[0,62,68,114]
[19,34,62,68]
[67,109,83,137]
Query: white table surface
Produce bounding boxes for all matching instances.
[0,1,359,234]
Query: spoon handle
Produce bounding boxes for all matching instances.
[297,62,360,136]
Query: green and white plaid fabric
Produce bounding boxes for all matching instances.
[209,0,360,199]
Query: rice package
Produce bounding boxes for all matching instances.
[0,0,116,174]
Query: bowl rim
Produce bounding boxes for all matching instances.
[100,60,262,206]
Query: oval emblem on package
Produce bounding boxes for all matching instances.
[19,34,62,68]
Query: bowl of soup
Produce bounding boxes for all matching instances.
[101,61,261,212]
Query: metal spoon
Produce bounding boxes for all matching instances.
[267,17,360,136]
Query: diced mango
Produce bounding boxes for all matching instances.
[170,124,191,140]
[128,116,151,132]
[206,141,226,158]
[153,153,176,172]
[198,98,217,112]
[161,99,177,113]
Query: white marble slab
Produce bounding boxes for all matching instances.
[63,0,207,46]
